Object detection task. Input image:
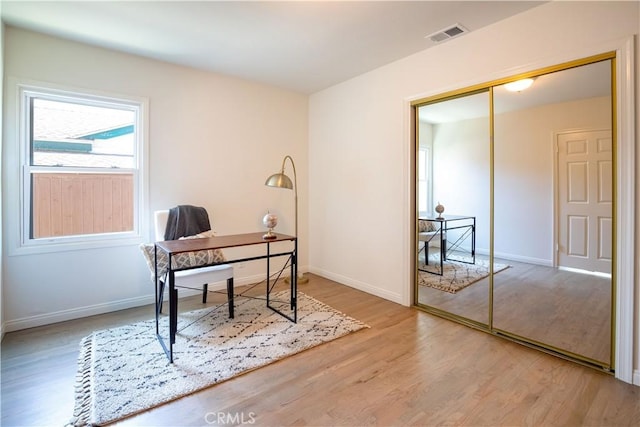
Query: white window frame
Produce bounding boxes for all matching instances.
[13,81,148,254]
[417,146,431,215]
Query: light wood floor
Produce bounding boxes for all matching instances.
[418,256,611,364]
[2,274,638,426]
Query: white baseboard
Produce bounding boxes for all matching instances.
[3,294,156,332]
[2,273,273,333]
[308,267,404,305]
[633,369,640,386]
[492,250,553,267]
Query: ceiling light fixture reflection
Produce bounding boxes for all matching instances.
[504,78,535,92]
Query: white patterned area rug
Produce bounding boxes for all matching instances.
[69,292,368,426]
[418,258,509,293]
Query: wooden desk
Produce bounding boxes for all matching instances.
[154,232,297,362]
[418,215,475,275]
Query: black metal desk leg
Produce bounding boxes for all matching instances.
[292,241,297,322]
[291,246,296,311]
[169,270,177,363]
[439,223,444,273]
[266,242,271,305]
[472,217,476,262]
[154,246,160,334]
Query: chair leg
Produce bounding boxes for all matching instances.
[202,283,208,304]
[425,242,429,265]
[442,239,447,261]
[227,277,234,318]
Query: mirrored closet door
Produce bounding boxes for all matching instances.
[415,90,490,327]
[492,59,613,366]
[414,54,615,370]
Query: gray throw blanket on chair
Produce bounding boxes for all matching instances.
[164,205,211,240]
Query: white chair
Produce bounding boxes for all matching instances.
[418,220,446,265]
[154,210,234,317]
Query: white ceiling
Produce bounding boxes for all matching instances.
[1,1,545,94]
[418,59,612,123]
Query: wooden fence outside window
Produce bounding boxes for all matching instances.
[32,172,134,238]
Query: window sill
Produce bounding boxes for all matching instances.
[9,234,146,256]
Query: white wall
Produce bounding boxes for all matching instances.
[308,1,638,382]
[2,27,308,331]
[432,116,490,254]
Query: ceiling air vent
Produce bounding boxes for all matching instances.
[426,24,468,43]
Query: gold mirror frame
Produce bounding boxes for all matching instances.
[411,51,616,372]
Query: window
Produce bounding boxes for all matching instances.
[18,84,146,250]
[417,147,430,213]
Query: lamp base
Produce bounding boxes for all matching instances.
[285,273,309,284]
[262,231,277,240]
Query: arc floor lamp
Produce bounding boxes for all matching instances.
[265,155,308,284]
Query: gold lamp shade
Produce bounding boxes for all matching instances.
[265,173,293,189]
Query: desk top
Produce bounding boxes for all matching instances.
[156,232,295,255]
[419,215,475,222]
